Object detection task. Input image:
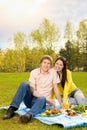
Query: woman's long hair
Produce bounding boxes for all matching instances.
[54,56,67,88]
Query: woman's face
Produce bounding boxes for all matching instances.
[54,59,64,72]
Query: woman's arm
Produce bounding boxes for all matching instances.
[63,70,73,99]
[63,70,74,108]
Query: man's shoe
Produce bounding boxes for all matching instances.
[20,113,32,123]
[3,107,15,120]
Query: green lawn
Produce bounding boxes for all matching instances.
[0,72,87,130]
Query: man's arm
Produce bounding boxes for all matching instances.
[53,83,63,106]
[30,86,55,106]
[30,85,42,97]
[29,70,42,98]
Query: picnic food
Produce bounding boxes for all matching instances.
[71,105,87,113]
[66,109,77,116]
[85,106,87,110]
[82,112,87,116]
[62,109,77,116]
[82,107,87,116]
[40,108,61,116]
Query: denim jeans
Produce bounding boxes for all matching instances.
[68,88,85,105]
[10,82,46,116]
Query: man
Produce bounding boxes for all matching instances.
[3,55,62,123]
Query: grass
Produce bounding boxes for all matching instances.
[0,72,87,130]
[72,72,87,97]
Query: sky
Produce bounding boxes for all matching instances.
[0,0,87,50]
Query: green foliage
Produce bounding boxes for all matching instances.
[0,47,58,72]
[60,19,87,71]
[0,18,87,72]
[76,19,87,71]
[30,29,43,47]
[0,49,4,71]
[13,32,28,72]
[64,21,73,41]
[60,40,77,70]
[30,18,60,51]
[14,32,26,50]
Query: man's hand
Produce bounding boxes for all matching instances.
[30,86,42,97]
[46,99,55,106]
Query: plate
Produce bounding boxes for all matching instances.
[63,109,77,116]
[40,113,61,117]
[40,108,61,117]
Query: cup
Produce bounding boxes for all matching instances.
[63,99,70,109]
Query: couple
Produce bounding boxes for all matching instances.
[3,55,86,123]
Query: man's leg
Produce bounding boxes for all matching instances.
[29,96,46,115]
[3,82,32,120]
[20,96,46,123]
[10,82,32,108]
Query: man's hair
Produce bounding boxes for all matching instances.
[40,55,53,65]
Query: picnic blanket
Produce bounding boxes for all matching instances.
[0,101,87,129]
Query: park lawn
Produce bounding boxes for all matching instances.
[72,72,87,97]
[0,72,87,130]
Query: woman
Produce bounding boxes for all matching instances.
[53,56,86,108]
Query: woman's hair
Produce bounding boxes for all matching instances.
[55,56,67,88]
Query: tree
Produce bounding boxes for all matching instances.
[30,18,60,51]
[60,40,75,70]
[61,21,77,70]
[64,21,73,41]
[14,32,26,50]
[2,49,16,72]
[13,32,27,72]
[0,49,5,72]
[41,18,60,50]
[76,19,87,71]
[30,29,43,48]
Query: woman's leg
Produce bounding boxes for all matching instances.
[74,89,85,105]
[69,97,77,106]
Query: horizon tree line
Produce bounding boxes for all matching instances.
[0,18,87,72]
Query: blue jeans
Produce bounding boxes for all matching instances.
[10,82,46,116]
[68,88,85,105]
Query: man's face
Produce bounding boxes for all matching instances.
[40,59,51,73]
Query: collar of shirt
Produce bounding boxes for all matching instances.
[38,68,50,75]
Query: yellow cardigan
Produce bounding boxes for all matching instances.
[52,69,77,100]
